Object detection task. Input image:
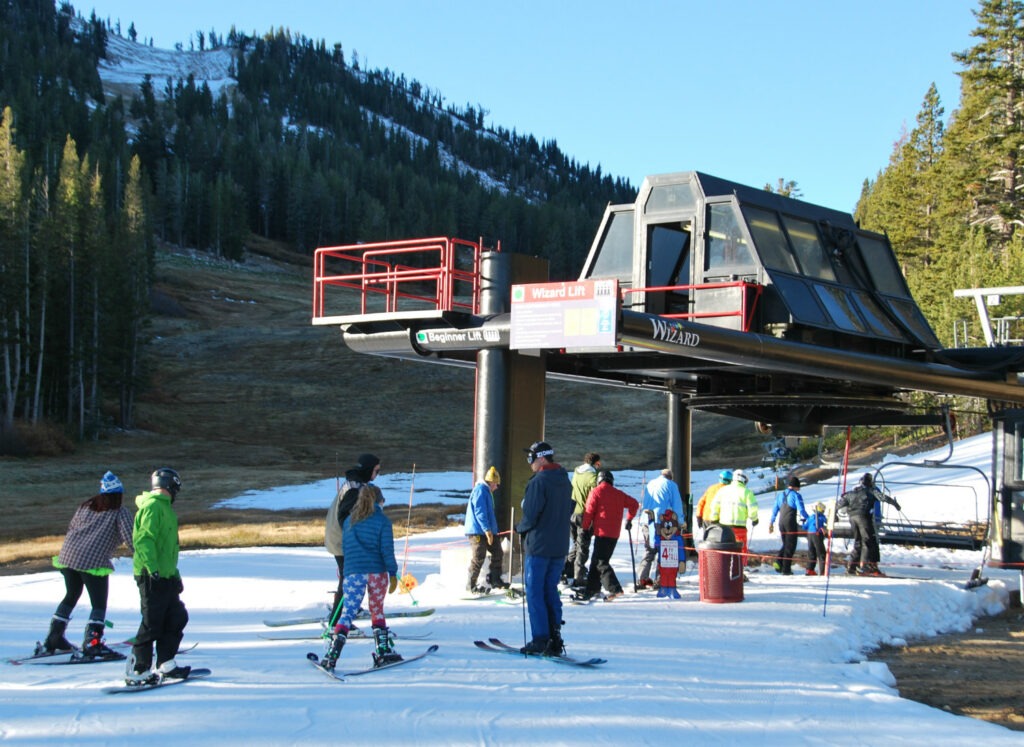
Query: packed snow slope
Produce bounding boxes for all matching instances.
[1,432,1021,745]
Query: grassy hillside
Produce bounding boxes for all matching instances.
[1,238,764,561]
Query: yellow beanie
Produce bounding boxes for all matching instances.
[484,466,501,484]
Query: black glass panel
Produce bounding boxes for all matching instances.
[588,211,634,281]
[741,206,797,273]
[782,215,835,282]
[814,285,869,333]
[771,274,828,325]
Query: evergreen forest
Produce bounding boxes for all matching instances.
[0,0,1022,451]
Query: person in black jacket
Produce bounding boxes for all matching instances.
[515,441,572,656]
[325,453,380,619]
[837,473,900,577]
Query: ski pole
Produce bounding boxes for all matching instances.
[520,532,529,648]
[399,464,417,578]
[823,426,852,616]
[627,522,638,592]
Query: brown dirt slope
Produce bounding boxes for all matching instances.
[1,240,764,548]
[874,600,1024,732]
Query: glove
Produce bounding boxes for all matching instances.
[624,519,632,532]
[174,575,184,594]
[485,530,494,545]
[752,519,759,527]
[388,575,398,594]
[768,523,775,534]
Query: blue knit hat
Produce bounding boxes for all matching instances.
[100,471,123,494]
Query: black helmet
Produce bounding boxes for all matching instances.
[152,467,182,499]
[861,473,874,488]
[597,470,614,486]
[524,441,554,465]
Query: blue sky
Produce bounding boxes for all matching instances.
[83,0,977,213]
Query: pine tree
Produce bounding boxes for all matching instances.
[943,0,1024,241]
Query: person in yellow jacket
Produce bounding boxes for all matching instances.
[709,469,759,562]
[695,470,732,531]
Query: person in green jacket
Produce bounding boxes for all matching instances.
[563,452,601,589]
[126,467,190,684]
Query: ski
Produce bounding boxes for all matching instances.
[474,638,606,667]
[306,645,439,679]
[307,655,345,682]
[103,667,211,694]
[339,644,439,677]
[6,647,79,665]
[38,651,126,665]
[259,629,432,642]
[5,639,156,666]
[263,608,435,627]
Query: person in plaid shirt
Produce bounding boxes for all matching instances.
[40,470,133,657]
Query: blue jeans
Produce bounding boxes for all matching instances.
[524,555,563,641]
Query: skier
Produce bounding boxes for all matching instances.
[769,475,808,575]
[322,484,401,671]
[709,468,759,564]
[654,509,686,599]
[39,470,133,657]
[837,473,900,576]
[127,468,191,684]
[576,470,638,602]
[515,440,572,656]
[325,453,380,618]
[695,470,732,531]
[804,502,829,576]
[564,452,601,589]
[465,466,506,593]
[637,469,684,588]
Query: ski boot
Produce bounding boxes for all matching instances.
[372,626,402,667]
[544,625,565,657]
[321,626,348,671]
[82,620,121,659]
[520,637,549,655]
[39,614,74,655]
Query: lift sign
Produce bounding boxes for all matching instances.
[510,279,618,350]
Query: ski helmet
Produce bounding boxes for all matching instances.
[733,469,748,484]
[597,470,614,486]
[151,467,182,499]
[524,441,554,465]
[719,469,733,484]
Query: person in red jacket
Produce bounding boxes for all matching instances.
[575,471,639,602]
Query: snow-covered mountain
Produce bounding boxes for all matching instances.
[97,32,236,101]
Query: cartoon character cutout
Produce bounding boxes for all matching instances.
[654,509,685,599]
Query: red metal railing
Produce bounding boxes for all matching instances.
[313,237,493,319]
[621,281,763,332]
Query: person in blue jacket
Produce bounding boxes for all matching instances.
[769,475,808,575]
[515,441,572,656]
[321,484,400,671]
[465,466,506,593]
[804,502,829,576]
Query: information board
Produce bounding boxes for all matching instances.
[509,279,618,350]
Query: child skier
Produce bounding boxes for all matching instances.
[654,509,686,599]
[321,484,401,671]
[804,502,829,576]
